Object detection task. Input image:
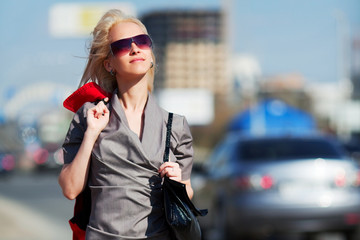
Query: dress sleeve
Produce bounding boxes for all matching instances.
[62,104,89,164]
[171,114,194,180]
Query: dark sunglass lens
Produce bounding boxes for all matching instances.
[111,39,131,56]
[134,35,152,49]
[111,35,152,56]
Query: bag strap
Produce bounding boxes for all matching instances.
[162,112,208,217]
[163,112,173,163]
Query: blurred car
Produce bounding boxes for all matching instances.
[0,153,16,176]
[193,133,360,240]
[32,144,64,172]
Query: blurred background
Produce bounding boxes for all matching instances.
[1,0,360,239]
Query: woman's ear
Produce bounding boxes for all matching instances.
[103,59,112,72]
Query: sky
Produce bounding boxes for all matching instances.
[0,0,359,121]
[231,0,360,82]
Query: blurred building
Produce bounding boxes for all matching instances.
[351,35,360,99]
[141,10,229,96]
[259,73,312,113]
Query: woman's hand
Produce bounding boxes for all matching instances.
[159,161,194,199]
[86,98,110,137]
[158,161,182,182]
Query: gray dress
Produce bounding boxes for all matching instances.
[62,92,194,240]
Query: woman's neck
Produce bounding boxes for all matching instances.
[117,78,148,140]
[118,78,148,113]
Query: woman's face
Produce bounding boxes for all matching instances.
[107,21,153,81]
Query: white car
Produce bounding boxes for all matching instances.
[194,133,360,240]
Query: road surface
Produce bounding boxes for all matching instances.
[0,170,73,240]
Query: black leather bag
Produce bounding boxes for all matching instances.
[163,113,208,240]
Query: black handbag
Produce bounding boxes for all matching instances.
[163,112,208,240]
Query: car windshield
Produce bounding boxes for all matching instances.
[239,138,344,162]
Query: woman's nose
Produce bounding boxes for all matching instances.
[129,42,140,55]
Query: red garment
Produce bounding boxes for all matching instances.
[63,82,112,113]
[69,220,85,240]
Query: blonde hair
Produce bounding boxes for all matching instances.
[79,9,156,93]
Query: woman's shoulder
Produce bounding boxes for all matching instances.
[82,101,97,110]
[148,94,190,131]
[74,101,102,116]
[159,109,191,140]
[158,108,186,125]
[148,94,183,123]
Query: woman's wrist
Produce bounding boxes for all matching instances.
[84,128,101,142]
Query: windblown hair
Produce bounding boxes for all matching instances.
[79,9,156,93]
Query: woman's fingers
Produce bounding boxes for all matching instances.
[93,99,109,119]
[102,97,109,104]
[159,162,181,181]
[87,99,110,133]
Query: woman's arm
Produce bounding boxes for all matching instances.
[181,179,194,200]
[58,130,99,200]
[58,100,109,200]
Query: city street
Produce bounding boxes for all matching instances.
[0,170,355,240]
[0,170,73,240]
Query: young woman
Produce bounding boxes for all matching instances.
[58,9,194,239]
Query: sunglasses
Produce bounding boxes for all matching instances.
[110,34,153,56]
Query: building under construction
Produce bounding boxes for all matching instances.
[141,10,229,96]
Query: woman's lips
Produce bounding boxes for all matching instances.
[130,58,145,63]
